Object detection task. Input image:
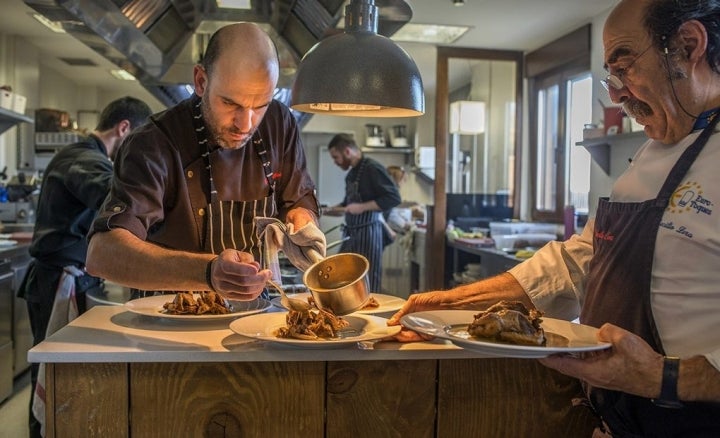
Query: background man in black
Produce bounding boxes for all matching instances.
[19,95,152,437]
[325,133,401,292]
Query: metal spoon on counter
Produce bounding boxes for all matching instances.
[266,278,312,311]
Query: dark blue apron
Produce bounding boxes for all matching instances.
[581,115,720,437]
[340,157,383,292]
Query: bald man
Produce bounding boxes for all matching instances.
[86,23,319,300]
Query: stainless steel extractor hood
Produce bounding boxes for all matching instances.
[24,0,412,126]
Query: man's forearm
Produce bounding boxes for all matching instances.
[86,228,213,291]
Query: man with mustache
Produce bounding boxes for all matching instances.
[389,0,720,435]
[86,23,320,300]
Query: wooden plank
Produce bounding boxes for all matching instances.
[53,363,128,437]
[326,360,436,438]
[130,362,324,437]
[437,358,597,436]
[45,363,54,438]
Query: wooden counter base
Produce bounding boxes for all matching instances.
[45,359,596,437]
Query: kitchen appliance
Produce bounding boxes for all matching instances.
[389,125,409,147]
[0,202,34,224]
[365,124,386,147]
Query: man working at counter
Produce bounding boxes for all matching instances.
[325,133,401,292]
[20,96,152,438]
[389,1,720,436]
[85,23,320,299]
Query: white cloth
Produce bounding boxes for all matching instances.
[255,217,326,284]
[32,265,84,437]
[510,130,720,371]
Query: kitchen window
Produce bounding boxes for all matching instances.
[531,69,592,221]
[526,25,592,223]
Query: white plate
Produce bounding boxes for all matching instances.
[124,295,271,321]
[400,310,611,358]
[270,292,406,315]
[229,311,401,349]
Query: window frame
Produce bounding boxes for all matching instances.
[528,61,589,222]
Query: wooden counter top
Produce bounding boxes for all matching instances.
[35,306,598,437]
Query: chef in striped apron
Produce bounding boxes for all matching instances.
[326,133,401,292]
[86,23,320,300]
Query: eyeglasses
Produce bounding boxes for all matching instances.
[601,44,653,91]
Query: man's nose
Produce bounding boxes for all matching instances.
[608,86,629,105]
[233,108,254,132]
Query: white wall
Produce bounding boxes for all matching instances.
[0,29,164,176]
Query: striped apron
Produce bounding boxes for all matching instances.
[339,158,384,292]
[131,99,276,298]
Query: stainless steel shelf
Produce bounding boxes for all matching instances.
[361,147,414,154]
[0,107,33,136]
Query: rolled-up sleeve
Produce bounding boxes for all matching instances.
[508,219,595,320]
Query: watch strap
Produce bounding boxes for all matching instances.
[651,356,684,409]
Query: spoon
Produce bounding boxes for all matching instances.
[267,278,312,311]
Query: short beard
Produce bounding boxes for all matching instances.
[200,94,251,149]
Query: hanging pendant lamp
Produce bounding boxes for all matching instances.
[291,0,425,117]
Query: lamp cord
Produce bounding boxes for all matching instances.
[663,46,700,121]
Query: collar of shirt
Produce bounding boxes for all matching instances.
[692,107,720,131]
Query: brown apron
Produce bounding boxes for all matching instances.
[340,158,383,292]
[581,115,720,437]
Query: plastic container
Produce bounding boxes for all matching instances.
[493,233,556,251]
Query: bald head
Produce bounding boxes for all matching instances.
[201,22,279,87]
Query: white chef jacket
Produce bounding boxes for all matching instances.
[510,129,720,371]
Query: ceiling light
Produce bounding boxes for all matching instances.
[31,13,65,33]
[109,69,137,81]
[215,0,251,9]
[391,23,470,44]
[453,0,465,6]
[291,0,424,118]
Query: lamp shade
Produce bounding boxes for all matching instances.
[450,100,486,134]
[291,0,424,117]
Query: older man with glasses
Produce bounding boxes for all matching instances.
[388,1,720,435]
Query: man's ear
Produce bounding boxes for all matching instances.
[193,65,208,96]
[117,119,131,137]
[676,19,707,63]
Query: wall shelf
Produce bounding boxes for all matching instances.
[576,131,647,175]
[361,147,414,154]
[0,107,33,136]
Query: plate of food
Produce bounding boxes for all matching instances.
[229,309,401,349]
[124,292,271,321]
[270,292,406,315]
[400,301,610,358]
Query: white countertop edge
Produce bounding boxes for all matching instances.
[28,347,493,363]
[28,305,501,363]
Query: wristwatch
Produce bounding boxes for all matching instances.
[651,356,684,409]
